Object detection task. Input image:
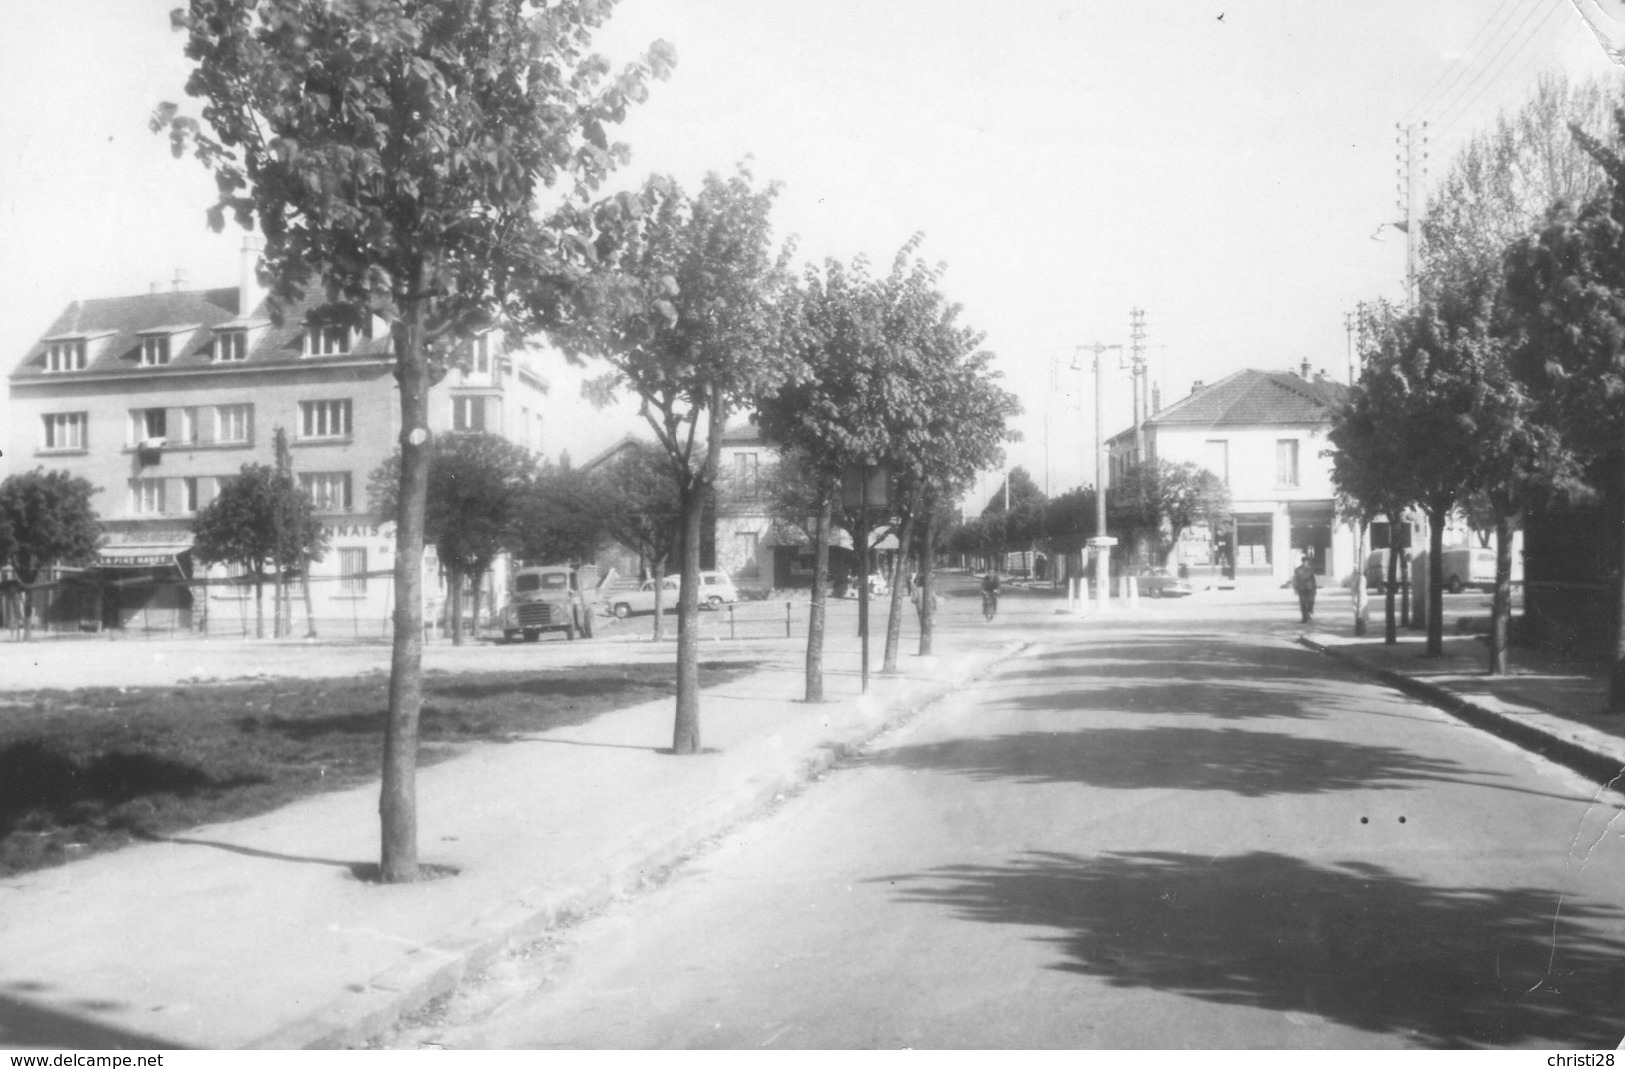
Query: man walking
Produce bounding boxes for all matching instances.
[1292,553,1318,624]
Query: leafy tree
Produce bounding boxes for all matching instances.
[513,463,611,567]
[0,469,101,639]
[192,464,327,639]
[758,254,892,702]
[570,168,794,753]
[370,433,539,645]
[1501,111,1625,708]
[592,440,683,639]
[158,0,671,880]
[1109,459,1229,567]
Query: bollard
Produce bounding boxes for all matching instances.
[1128,574,1139,607]
[729,603,736,640]
[786,600,792,638]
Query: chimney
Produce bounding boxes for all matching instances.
[1299,358,1311,378]
[1152,383,1162,414]
[171,268,187,293]
[1191,380,1204,395]
[239,236,267,317]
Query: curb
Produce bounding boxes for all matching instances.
[1297,636,1625,788]
[248,643,1016,1049]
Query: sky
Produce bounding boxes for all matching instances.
[2,0,1621,503]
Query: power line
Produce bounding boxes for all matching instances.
[1433,11,1583,145]
[1402,0,1534,124]
[1430,0,1567,142]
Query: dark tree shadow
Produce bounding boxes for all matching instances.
[0,984,182,1050]
[874,726,1482,797]
[0,741,266,838]
[978,680,1335,721]
[879,850,1625,1048]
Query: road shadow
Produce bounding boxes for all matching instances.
[0,984,182,1049]
[978,679,1335,721]
[874,726,1477,797]
[878,849,1625,1048]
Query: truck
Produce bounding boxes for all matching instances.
[497,563,610,642]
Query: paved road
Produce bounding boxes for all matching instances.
[390,589,1625,1049]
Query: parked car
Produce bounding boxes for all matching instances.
[1439,545,1523,593]
[1134,566,1193,598]
[608,570,739,618]
[1365,549,1407,591]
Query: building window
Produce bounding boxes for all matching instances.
[735,531,760,577]
[45,339,87,372]
[176,407,199,445]
[299,399,351,439]
[215,404,252,444]
[1205,439,1229,486]
[129,408,168,445]
[1276,439,1300,488]
[299,471,353,512]
[42,412,88,451]
[452,395,488,432]
[304,323,351,356]
[182,477,201,514]
[339,547,368,594]
[214,329,247,362]
[734,452,759,498]
[131,477,166,515]
[472,333,492,375]
[140,334,171,366]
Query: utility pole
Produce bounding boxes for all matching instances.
[1075,341,1123,608]
[1129,308,1147,462]
[1396,121,1427,307]
[1343,309,1357,385]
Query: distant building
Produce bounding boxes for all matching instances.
[1107,365,1353,583]
[7,243,548,635]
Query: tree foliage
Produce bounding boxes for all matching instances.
[158,0,671,881]
[370,433,540,644]
[0,469,102,638]
[192,463,327,639]
[1108,459,1230,565]
[569,167,793,751]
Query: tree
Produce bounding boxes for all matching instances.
[1501,111,1625,708]
[0,470,101,639]
[592,440,683,640]
[758,254,892,702]
[192,464,327,638]
[570,168,795,753]
[370,433,539,645]
[513,463,611,566]
[1108,459,1229,567]
[158,0,671,880]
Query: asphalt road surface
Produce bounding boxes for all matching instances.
[390,587,1625,1049]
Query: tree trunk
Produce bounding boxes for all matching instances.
[470,572,483,644]
[673,478,705,754]
[302,553,317,639]
[918,485,938,656]
[1611,450,1625,712]
[380,290,431,884]
[882,496,917,674]
[1384,536,1398,645]
[1489,513,1513,675]
[652,557,666,642]
[274,564,285,639]
[806,492,832,703]
[1353,521,1368,637]
[449,567,464,646]
[254,570,265,640]
[1425,502,1446,657]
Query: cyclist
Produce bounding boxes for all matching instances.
[981,568,1002,621]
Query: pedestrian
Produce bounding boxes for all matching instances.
[1292,553,1318,623]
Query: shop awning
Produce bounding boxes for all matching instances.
[95,544,192,569]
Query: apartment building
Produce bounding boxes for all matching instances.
[7,244,549,635]
[1107,365,1354,583]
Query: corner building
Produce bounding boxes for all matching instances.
[7,245,547,635]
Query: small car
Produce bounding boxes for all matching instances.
[697,570,739,609]
[608,570,739,618]
[1134,567,1193,598]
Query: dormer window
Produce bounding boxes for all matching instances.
[215,329,247,362]
[141,334,172,366]
[45,338,87,372]
[305,323,352,356]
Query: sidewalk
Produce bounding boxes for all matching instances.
[1299,622,1625,788]
[0,628,1010,1050]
